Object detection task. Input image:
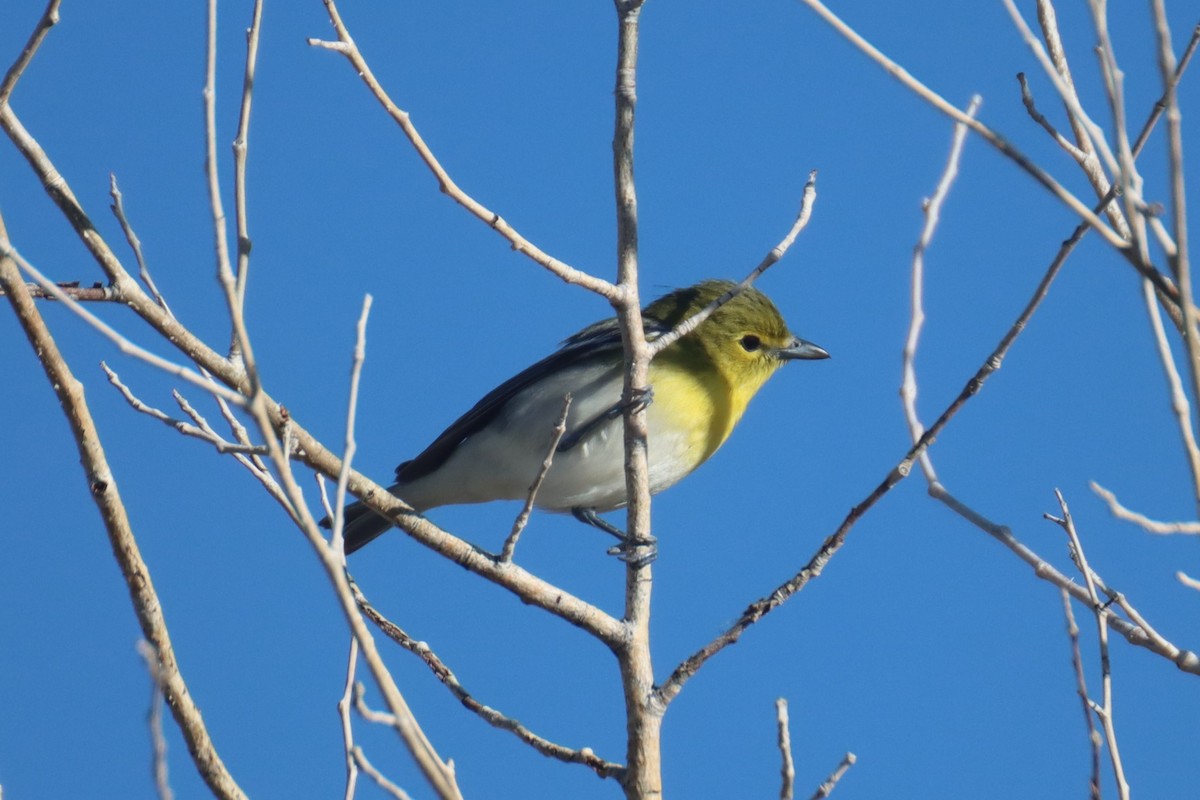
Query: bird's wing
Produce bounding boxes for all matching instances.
[396,316,670,483]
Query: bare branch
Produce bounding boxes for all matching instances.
[4,244,248,406]
[308,0,614,298]
[0,280,117,301]
[0,216,247,800]
[329,296,374,557]
[203,0,235,325]
[1138,273,1200,502]
[808,752,856,800]
[648,171,818,358]
[501,393,572,563]
[0,0,61,107]
[1003,0,1122,182]
[233,0,264,308]
[352,747,414,800]
[1091,481,1200,534]
[796,0,1126,249]
[1034,0,1112,199]
[935,486,1199,674]
[1059,589,1102,800]
[1150,2,1200,519]
[902,97,980,486]
[102,363,265,455]
[1046,491,1129,800]
[352,580,624,780]
[1017,72,1089,163]
[776,699,795,800]
[338,638,360,800]
[136,641,176,800]
[109,175,170,312]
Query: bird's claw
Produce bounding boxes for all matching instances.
[606,535,658,566]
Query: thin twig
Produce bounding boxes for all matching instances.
[501,393,572,563]
[353,682,398,726]
[1003,0,1122,183]
[1150,2,1200,520]
[1047,491,1129,800]
[902,97,980,486]
[808,752,856,800]
[338,638,360,800]
[1034,0,1111,202]
[0,281,117,301]
[233,0,264,308]
[648,171,818,358]
[329,296,373,557]
[352,747,413,800]
[1017,72,1089,162]
[308,0,614,299]
[0,215,247,800]
[1060,589,1102,800]
[1139,272,1200,500]
[1084,0,1145,251]
[1179,572,1200,591]
[136,641,175,800]
[352,580,624,780]
[936,486,1199,673]
[776,699,795,800]
[1090,481,1200,534]
[203,0,236,334]
[109,174,169,312]
[0,0,61,107]
[3,244,247,406]
[102,363,265,455]
[795,0,1125,249]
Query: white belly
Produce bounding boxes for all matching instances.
[396,360,704,513]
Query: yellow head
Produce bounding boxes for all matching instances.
[645,280,828,464]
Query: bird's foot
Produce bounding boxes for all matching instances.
[606,535,658,566]
[573,507,657,566]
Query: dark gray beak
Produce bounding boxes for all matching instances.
[774,337,830,361]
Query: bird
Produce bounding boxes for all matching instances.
[329,279,828,556]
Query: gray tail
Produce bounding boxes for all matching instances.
[320,498,395,555]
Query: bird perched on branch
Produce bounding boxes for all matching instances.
[329,279,828,555]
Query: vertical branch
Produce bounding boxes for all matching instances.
[610,2,661,799]
[1150,2,1199,518]
[338,638,361,800]
[233,0,264,308]
[204,0,259,382]
[329,295,374,557]
[136,641,176,800]
[901,96,980,485]
[203,0,235,312]
[776,699,796,800]
[1048,492,1129,800]
[1059,589,1102,800]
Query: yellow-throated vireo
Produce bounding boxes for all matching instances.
[334,279,828,554]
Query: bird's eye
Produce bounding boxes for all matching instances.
[740,334,761,352]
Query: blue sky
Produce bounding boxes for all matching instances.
[2,1,1198,798]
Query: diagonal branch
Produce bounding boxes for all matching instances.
[352,580,624,780]
[796,0,1126,249]
[0,0,60,107]
[308,0,614,299]
[0,216,247,800]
